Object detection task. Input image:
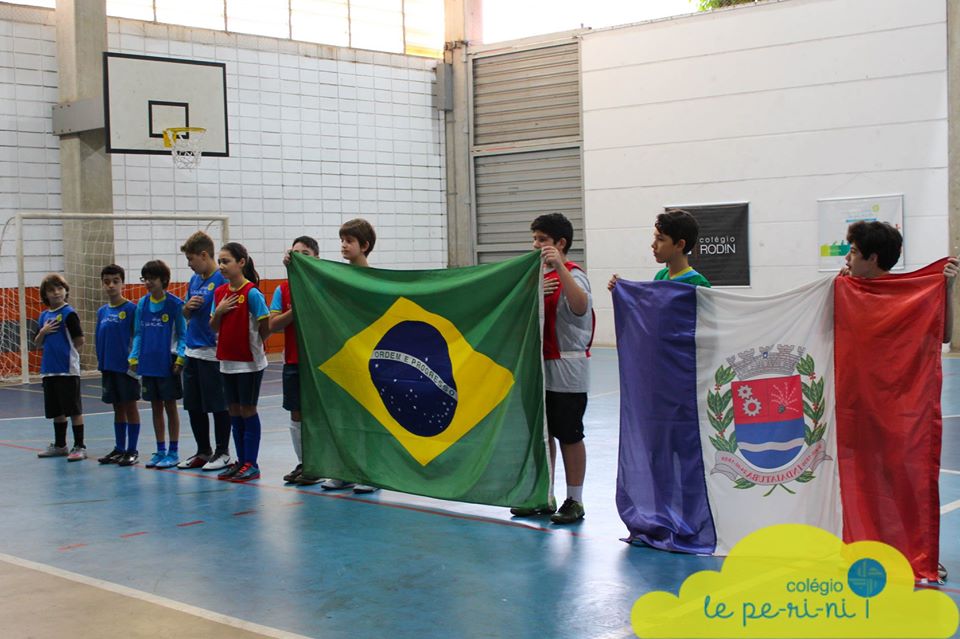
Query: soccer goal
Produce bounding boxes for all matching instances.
[0,212,229,384]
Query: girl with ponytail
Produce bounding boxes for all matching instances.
[209,242,270,482]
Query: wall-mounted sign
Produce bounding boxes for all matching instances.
[817,195,904,271]
[669,202,750,287]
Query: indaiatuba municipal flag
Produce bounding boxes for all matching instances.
[287,251,551,508]
[613,260,947,581]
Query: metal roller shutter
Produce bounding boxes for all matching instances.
[470,41,584,266]
[474,148,584,265]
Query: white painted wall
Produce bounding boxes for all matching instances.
[581,0,948,345]
[0,4,445,290]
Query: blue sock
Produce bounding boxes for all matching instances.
[169,440,179,453]
[114,422,126,451]
[157,441,166,454]
[127,423,140,452]
[231,416,245,463]
[243,413,261,465]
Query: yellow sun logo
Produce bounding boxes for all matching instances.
[207,282,215,290]
[119,311,126,320]
[161,314,169,322]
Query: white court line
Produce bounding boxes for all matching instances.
[0,552,314,639]
[589,390,620,399]
[941,469,960,476]
[942,500,960,515]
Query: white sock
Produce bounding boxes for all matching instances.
[567,485,583,503]
[290,420,302,462]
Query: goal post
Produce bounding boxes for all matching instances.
[1,212,229,385]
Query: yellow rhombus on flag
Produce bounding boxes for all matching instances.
[319,297,515,466]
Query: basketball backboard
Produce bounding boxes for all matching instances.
[103,52,229,156]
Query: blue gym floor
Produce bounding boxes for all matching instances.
[1,348,958,638]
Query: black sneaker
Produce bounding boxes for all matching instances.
[296,474,324,486]
[550,497,585,524]
[939,562,948,583]
[283,464,303,483]
[98,448,124,464]
[218,461,243,481]
[510,496,557,517]
[117,450,139,466]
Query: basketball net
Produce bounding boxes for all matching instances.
[163,127,206,170]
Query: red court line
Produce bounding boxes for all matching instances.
[171,468,583,536]
[2,443,588,539]
[176,520,204,527]
[0,441,43,452]
[119,531,148,538]
[233,510,257,516]
[58,544,87,551]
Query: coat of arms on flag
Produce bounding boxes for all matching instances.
[708,345,831,494]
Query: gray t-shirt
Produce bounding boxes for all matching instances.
[543,268,593,393]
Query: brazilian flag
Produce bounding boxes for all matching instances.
[288,251,550,508]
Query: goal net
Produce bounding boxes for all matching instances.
[0,212,229,384]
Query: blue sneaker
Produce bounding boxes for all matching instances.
[229,462,261,483]
[155,452,179,469]
[145,451,165,468]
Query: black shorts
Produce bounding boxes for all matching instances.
[282,363,300,412]
[142,373,183,402]
[182,357,226,413]
[223,370,264,407]
[42,376,82,419]
[545,390,587,444]
[101,370,141,404]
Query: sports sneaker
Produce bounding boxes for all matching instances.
[66,445,87,462]
[154,452,180,469]
[98,448,124,464]
[37,443,68,458]
[202,451,232,471]
[939,562,948,583]
[145,451,165,468]
[321,478,354,490]
[550,497,585,524]
[283,464,303,483]
[230,463,261,483]
[118,450,139,466]
[296,474,324,486]
[177,453,209,469]
[353,484,379,494]
[510,496,557,517]
[218,461,243,480]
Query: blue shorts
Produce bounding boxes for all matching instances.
[222,370,264,407]
[142,373,183,402]
[182,357,226,413]
[282,363,300,412]
[101,370,141,404]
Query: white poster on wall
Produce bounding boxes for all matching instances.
[817,194,904,272]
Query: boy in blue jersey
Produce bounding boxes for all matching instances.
[608,209,712,291]
[179,231,232,471]
[35,273,86,460]
[94,264,142,466]
[129,260,186,470]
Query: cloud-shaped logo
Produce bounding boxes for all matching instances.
[631,524,958,637]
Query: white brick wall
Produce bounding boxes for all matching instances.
[0,4,446,289]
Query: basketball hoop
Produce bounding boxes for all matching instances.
[163,127,206,169]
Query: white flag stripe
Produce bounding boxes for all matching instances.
[695,276,843,555]
[738,438,807,453]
